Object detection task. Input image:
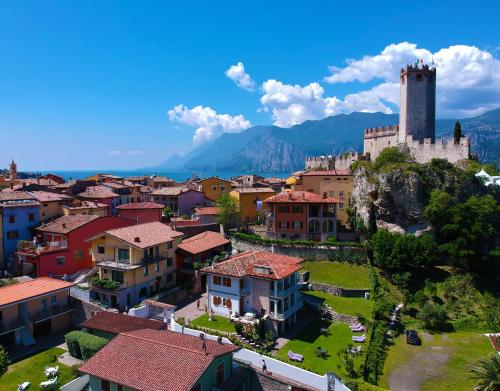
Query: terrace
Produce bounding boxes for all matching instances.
[0,317,25,335]
[29,303,75,323]
[17,239,68,256]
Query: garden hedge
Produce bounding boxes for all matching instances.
[65,330,108,360]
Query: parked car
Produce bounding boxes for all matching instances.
[406,330,420,345]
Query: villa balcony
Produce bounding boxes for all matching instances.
[90,277,126,292]
[17,240,68,256]
[270,284,300,299]
[29,304,75,323]
[0,317,25,335]
[268,301,303,321]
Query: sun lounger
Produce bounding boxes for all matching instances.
[17,382,30,391]
[40,376,57,388]
[288,350,304,362]
[45,365,59,377]
[352,334,366,342]
[350,325,365,332]
[349,346,362,354]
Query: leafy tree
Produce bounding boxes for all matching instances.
[424,189,454,237]
[162,206,173,217]
[0,344,9,376]
[469,354,500,391]
[215,193,240,230]
[372,147,411,171]
[367,202,377,239]
[338,345,356,378]
[370,229,396,270]
[453,120,462,144]
[417,302,448,330]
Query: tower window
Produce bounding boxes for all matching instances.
[416,73,423,81]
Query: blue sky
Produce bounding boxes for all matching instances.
[1,1,499,170]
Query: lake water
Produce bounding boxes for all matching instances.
[40,169,293,182]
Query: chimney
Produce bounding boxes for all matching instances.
[134,237,141,243]
[10,182,13,190]
[62,223,67,228]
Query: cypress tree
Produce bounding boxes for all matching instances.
[454,121,462,144]
[368,201,377,239]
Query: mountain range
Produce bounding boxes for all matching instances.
[156,108,500,173]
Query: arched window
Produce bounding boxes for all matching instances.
[308,219,320,233]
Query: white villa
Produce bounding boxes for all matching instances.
[201,250,304,334]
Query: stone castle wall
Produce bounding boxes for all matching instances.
[363,125,399,160]
[406,136,470,164]
[305,152,366,170]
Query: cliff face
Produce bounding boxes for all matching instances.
[352,163,483,234]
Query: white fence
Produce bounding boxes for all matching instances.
[170,315,350,391]
[128,304,149,318]
[60,375,89,391]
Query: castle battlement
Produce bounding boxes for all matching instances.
[401,64,436,74]
[364,125,399,139]
[305,152,368,170]
[405,135,470,164]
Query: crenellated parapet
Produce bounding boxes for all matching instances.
[364,125,399,139]
[405,135,470,164]
[305,152,368,170]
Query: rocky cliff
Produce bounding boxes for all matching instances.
[351,161,485,234]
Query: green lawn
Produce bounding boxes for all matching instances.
[1,347,77,390]
[381,331,493,391]
[302,261,371,289]
[190,314,237,333]
[305,291,373,320]
[275,319,367,378]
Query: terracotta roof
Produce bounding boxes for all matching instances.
[37,215,99,234]
[170,219,202,227]
[151,176,174,182]
[265,191,339,204]
[231,187,275,194]
[201,250,302,280]
[81,311,166,334]
[151,186,188,196]
[99,222,183,249]
[194,206,219,216]
[300,169,352,176]
[78,186,118,199]
[198,177,232,184]
[0,277,74,307]
[140,185,154,193]
[79,328,239,391]
[178,231,230,255]
[28,191,73,202]
[100,181,129,190]
[117,202,164,210]
[0,191,35,202]
[63,201,108,210]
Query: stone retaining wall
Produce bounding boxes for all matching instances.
[231,238,366,260]
[309,282,370,298]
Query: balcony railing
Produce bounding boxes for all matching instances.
[90,277,125,292]
[268,301,303,321]
[17,240,68,256]
[29,304,75,323]
[0,317,25,335]
[270,284,299,299]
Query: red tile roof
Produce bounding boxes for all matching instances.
[63,201,108,210]
[117,202,164,210]
[194,206,219,216]
[151,186,188,196]
[265,191,339,204]
[37,215,99,234]
[81,311,166,334]
[79,328,239,391]
[0,277,74,307]
[98,222,183,249]
[28,191,73,202]
[170,219,202,227]
[78,186,118,199]
[201,251,302,280]
[0,191,35,202]
[178,231,230,255]
[300,169,352,176]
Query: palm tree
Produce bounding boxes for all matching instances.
[469,354,500,391]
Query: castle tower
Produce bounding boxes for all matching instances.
[399,64,436,143]
[9,158,17,180]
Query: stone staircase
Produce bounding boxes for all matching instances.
[321,304,359,326]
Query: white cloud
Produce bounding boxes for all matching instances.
[259,79,399,127]
[225,62,256,91]
[325,42,500,117]
[168,104,252,143]
[128,150,142,156]
[107,150,121,156]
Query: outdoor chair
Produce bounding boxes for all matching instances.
[17,382,30,391]
[288,350,304,362]
[315,347,328,357]
[352,334,366,342]
[40,376,57,388]
[349,345,362,354]
[350,324,365,332]
[44,365,59,377]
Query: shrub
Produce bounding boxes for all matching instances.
[0,344,10,377]
[65,330,108,360]
[234,322,243,335]
[372,147,411,171]
[65,331,82,359]
[417,302,448,331]
[90,277,122,290]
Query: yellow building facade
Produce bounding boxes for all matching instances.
[88,223,182,309]
[230,187,275,224]
[198,177,232,201]
[293,170,353,226]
